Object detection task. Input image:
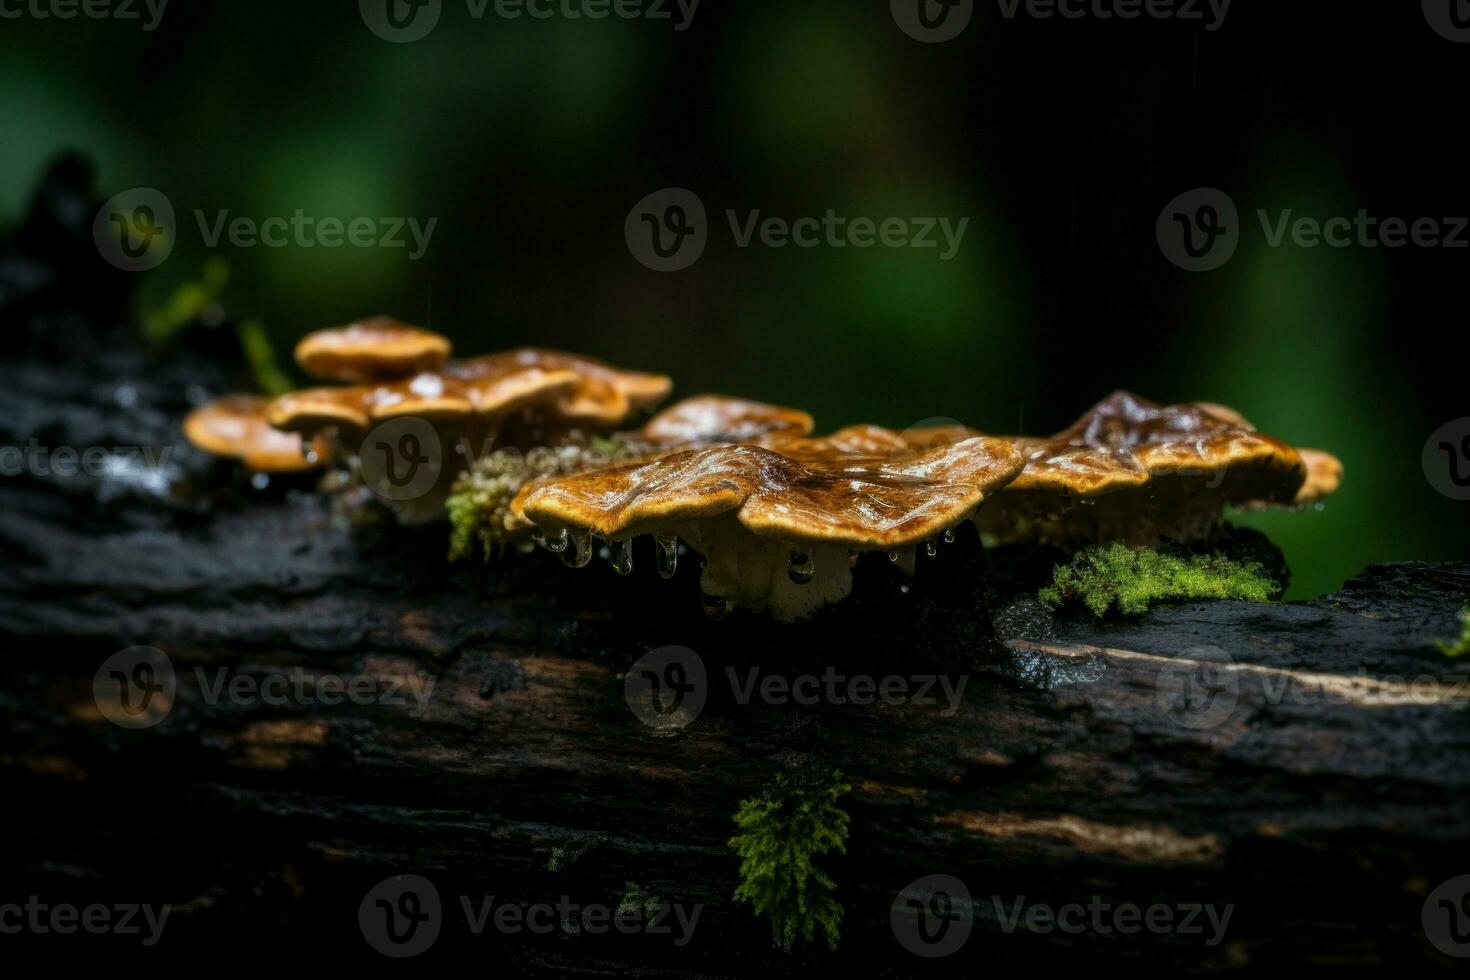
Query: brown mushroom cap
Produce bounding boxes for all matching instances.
[184,395,328,473]
[519,436,1024,550]
[978,391,1312,547]
[493,348,672,427]
[294,317,452,383]
[639,395,814,447]
[264,360,586,436]
[1291,448,1343,506]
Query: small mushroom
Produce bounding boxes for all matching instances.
[1292,448,1343,506]
[265,348,670,525]
[514,434,1024,622]
[183,395,329,473]
[294,316,452,382]
[639,395,815,448]
[975,391,1318,548]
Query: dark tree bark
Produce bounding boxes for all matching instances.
[2,163,1468,973]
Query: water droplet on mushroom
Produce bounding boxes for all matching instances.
[250,472,270,490]
[888,551,899,563]
[611,538,634,576]
[925,540,938,558]
[654,534,679,579]
[899,583,911,595]
[1314,502,1325,513]
[944,527,956,545]
[544,528,569,554]
[701,592,729,621]
[560,530,592,568]
[787,549,815,585]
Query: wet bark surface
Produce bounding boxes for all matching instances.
[2,163,1468,973]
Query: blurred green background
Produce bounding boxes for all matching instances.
[2,0,1465,597]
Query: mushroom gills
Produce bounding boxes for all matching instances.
[682,515,854,624]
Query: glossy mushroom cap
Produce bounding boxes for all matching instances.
[1292,448,1344,506]
[183,395,327,473]
[295,317,452,383]
[978,391,1313,547]
[639,395,815,448]
[515,433,1024,621]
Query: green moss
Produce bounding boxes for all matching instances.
[728,769,850,953]
[446,437,633,562]
[1039,544,1278,618]
[1437,607,1470,657]
[446,454,526,562]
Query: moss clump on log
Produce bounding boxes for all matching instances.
[729,770,851,953]
[1040,544,1277,617]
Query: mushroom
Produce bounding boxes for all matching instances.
[1292,448,1343,506]
[294,316,452,383]
[512,433,1024,622]
[183,394,329,473]
[974,391,1330,548]
[265,346,672,525]
[638,395,815,448]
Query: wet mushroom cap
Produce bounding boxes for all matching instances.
[639,395,815,447]
[1002,391,1306,504]
[294,317,452,382]
[517,436,1025,549]
[264,360,586,436]
[183,394,327,472]
[488,348,672,427]
[1291,448,1343,505]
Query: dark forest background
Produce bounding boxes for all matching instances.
[3,0,1466,596]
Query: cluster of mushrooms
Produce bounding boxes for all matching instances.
[185,318,1343,622]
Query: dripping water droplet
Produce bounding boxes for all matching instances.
[925,540,938,558]
[560,530,592,568]
[544,528,569,554]
[250,472,270,491]
[611,539,634,576]
[787,548,815,585]
[888,551,900,563]
[944,527,956,544]
[654,535,679,579]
